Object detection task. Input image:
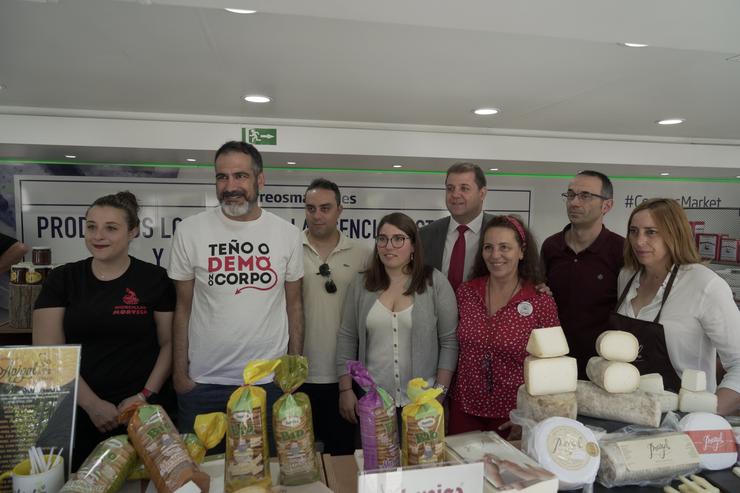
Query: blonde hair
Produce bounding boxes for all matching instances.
[624,198,701,271]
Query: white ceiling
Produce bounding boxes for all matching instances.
[1,0,740,174]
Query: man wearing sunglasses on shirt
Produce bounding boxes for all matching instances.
[540,170,624,378]
[301,178,371,455]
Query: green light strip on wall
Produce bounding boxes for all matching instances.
[0,159,738,183]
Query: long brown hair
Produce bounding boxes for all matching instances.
[470,215,543,284]
[364,212,433,295]
[624,198,701,271]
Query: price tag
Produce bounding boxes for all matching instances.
[358,462,484,493]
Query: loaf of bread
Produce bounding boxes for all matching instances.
[60,435,136,493]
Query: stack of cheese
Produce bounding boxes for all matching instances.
[679,369,718,413]
[576,331,662,427]
[638,373,679,412]
[518,326,578,421]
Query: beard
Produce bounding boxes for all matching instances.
[219,190,255,217]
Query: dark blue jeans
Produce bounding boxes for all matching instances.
[177,381,281,455]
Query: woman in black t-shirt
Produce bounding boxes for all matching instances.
[33,191,175,470]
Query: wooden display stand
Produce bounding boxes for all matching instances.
[8,284,42,332]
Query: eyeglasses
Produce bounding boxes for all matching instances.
[317,263,337,294]
[375,234,409,248]
[561,191,609,202]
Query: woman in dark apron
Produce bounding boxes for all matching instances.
[610,198,740,415]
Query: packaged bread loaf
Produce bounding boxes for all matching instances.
[348,360,400,470]
[401,378,444,466]
[225,359,281,492]
[597,431,700,487]
[127,404,210,492]
[272,354,320,485]
[60,435,136,493]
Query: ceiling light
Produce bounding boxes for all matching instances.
[620,42,648,48]
[243,95,271,103]
[660,172,670,176]
[656,118,685,125]
[489,168,499,171]
[224,8,257,14]
[392,164,403,168]
[286,161,296,165]
[473,108,500,116]
[0,84,5,91]
[65,155,76,159]
[186,158,197,162]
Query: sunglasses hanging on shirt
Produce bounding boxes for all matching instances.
[317,263,337,294]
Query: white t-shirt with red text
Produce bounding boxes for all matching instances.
[169,207,303,385]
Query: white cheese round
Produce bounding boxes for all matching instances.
[530,417,601,490]
[678,412,737,470]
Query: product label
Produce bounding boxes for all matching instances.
[685,430,737,454]
[546,425,596,471]
[617,434,699,473]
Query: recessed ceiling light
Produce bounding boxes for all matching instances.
[243,95,271,103]
[392,164,403,168]
[473,108,500,116]
[286,161,296,165]
[224,8,257,14]
[186,158,197,162]
[0,83,5,91]
[620,42,648,48]
[489,168,499,171]
[65,155,76,159]
[660,172,670,176]
[656,118,685,125]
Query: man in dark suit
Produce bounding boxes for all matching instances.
[420,162,493,293]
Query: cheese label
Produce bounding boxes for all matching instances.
[685,430,737,454]
[546,425,598,471]
[617,435,699,472]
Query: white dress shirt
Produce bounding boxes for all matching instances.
[441,212,485,283]
[617,263,740,393]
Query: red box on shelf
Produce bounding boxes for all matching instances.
[689,221,706,235]
[696,233,720,260]
[719,238,740,263]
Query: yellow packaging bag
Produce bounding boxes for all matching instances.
[225,359,281,492]
[401,378,445,466]
[273,355,320,485]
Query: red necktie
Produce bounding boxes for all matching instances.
[448,224,469,292]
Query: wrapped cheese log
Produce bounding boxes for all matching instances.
[127,404,210,493]
[586,357,640,393]
[597,432,700,487]
[60,435,136,493]
[515,384,577,421]
[576,380,661,427]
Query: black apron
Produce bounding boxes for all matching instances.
[607,265,681,392]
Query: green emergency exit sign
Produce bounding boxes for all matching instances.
[243,128,277,145]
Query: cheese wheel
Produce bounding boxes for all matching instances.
[585,357,640,393]
[526,326,569,358]
[516,385,577,421]
[681,369,707,392]
[679,389,717,413]
[640,373,665,393]
[595,331,639,362]
[529,417,600,490]
[678,412,738,470]
[524,356,578,396]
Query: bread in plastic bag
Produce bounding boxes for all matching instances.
[59,435,136,493]
[401,378,444,466]
[347,360,400,470]
[225,359,281,492]
[272,355,320,485]
[127,404,210,492]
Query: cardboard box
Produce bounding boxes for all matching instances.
[697,233,720,260]
[720,238,740,263]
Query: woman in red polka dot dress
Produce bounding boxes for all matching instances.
[449,215,559,437]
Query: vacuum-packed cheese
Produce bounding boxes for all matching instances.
[678,412,738,470]
[681,370,707,392]
[586,357,640,393]
[516,385,577,421]
[595,331,639,362]
[524,356,578,396]
[526,326,569,358]
[679,389,717,413]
